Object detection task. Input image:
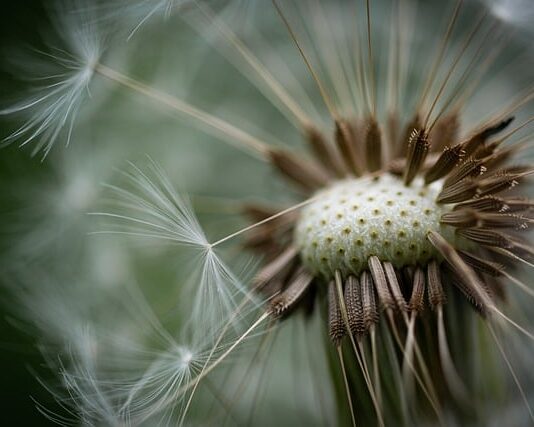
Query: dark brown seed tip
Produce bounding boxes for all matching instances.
[328,280,346,345]
[404,129,430,185]
[409,268,426,313]
[304,125,345,177]
[365,118,382,172]
[424,144,465,184]
[269,268,313,318]
[335,118,361,175]
[427,260,446,309]
[268,148,329,191]
[344,276,366,337]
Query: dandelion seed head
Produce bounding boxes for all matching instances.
[295,174,460,278]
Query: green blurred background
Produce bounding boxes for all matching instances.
[1,2,58,424]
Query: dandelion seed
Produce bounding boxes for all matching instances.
[0,4,103,157]
[92,159,254,330]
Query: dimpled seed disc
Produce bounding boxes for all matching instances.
[295,173,459,278]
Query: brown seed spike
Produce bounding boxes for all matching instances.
[456,227,510,248]
[458,229,534,265]
[398,114,421,157]
[479,117,514,139]
[386,112,399,160]
[268,148,330,192]
[335,118,362,176]
[361,271,379,329]
[403,129,430,185]
[476,172,521,197]
[427,260,446,309]
[424,145,465,184]
[409,268,426,313]
[304,125,345,177]
[328,280,346,345]
[453,196,508,213]
[344,276,366,337]
[383,262,408,312]
[504,197,534,213]
[365,118,382,172]
[443,265,489,316]
[269,267,313,318]
[458,250,504,277]
[242,203,280,222]
[473,140,503,161]
[502,237,534,265]
[429,112,460,153]
[477,213,531,230]
[368,256,395,310]
[440,209,478,228]
[436,178,478,204]
[461,117,514,156]
[253,246,298,291]
[483,144,527,171]
[443,158,485,187]
[427,231,494,315]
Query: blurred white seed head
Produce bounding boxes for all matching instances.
[0,3,104,157]
[94,159,254,331]
[483,0,534,31]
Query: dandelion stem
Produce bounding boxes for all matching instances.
[428,24,503,132]
[272,0,337,119]
[210,197,317,248]
[176,311,270,416]
[437,307,468,401]
[491,307,534,342]
[500,116,534,141]
[334,272,385,427]
[483,86,534,127]
[502,271,534,298]
[417,0,463,111]
[193,1,313,129]
[93,63,271,159]
[336,346,358,427]
[488,324,534,423]
[423,11,489,128]
[388,311,444,422]
[178,292,264,426]
[370,328,383,414]
[365,0,376,118]
[402,314,417,398]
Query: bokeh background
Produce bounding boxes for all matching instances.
[1,2,57,424]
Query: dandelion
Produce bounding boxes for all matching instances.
[2,0,534,425]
